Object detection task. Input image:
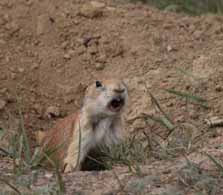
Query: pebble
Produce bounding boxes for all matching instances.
[97,54,106,63]
[64,49,74,59]
[167,45,177,52]
[45,172,53,178]
[95,63,105,70]
[167,45,173,52]
[31,63,39,70]
[215,85,223,92]
[18,67,24,73]
[45,106,60,118]
[63,53,71,59]
[0,99,6,110]
[90,1,106,9]
[79,3,103,18]
[61,41,69,49]
[166,102,174,107]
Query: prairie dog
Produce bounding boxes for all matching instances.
[38,79,128,173]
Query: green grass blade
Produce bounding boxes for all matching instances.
[0,147,13,157]
[204,152,223,175]
[0,176,21,195]
[30,147,42,168]
[145,114,175,130]
[18,134,24,166]
[175,67,198,80]
[43,153,65,194]
[149,92,173,122]
[18,108,31,164]
[0,127,5,140]
[164,88,208,108]
[148,92,175,130]
[160,116,175,130]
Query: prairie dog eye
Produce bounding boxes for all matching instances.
[96,80,102,88]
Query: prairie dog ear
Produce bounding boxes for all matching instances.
[95,80,102,88]
[121,81,128,93]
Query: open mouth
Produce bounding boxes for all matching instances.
[108,97,125,112]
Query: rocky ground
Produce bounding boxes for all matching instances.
[1,0,223,194]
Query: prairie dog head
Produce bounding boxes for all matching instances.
[83,79,128,117]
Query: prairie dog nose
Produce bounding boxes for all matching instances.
[113,88,125,94]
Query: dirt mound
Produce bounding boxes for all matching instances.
[1,0,223,194]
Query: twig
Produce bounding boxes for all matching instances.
[0,147,13,158]
[148,91,173,123]
[204,117,223,128]
[0,176,21,195]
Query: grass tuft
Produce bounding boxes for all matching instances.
[130,0,223,15]
[0,106,66,194]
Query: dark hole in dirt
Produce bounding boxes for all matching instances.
[81,147,109,171]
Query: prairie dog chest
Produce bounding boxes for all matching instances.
[93,117,113,144]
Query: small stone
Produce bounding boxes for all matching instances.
[18,67,24,73]
[166,102,174,107]
[175,115,184,123]
[64,49,74,59]
[64,96,74,104]
[0,99,6,110]
[45,106,60,118]
[90,1,105,9]
[45,172,53,178]
[167,45,177,52]
[61,41,69,49]
[32,103,43,115]
[63,53,71,59]
[97,54,106,63]
[73,19,79,25]
[79,3,103,18]
[25,0,33,6]
[215,85,223,92]
[31,63,39,70]
[106,6,116,11]
[95,63,105,70]
[5,21,20,34]
[167,45,172,52]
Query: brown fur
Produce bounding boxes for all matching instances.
[38,113,79,168]
[38,79,128,172]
